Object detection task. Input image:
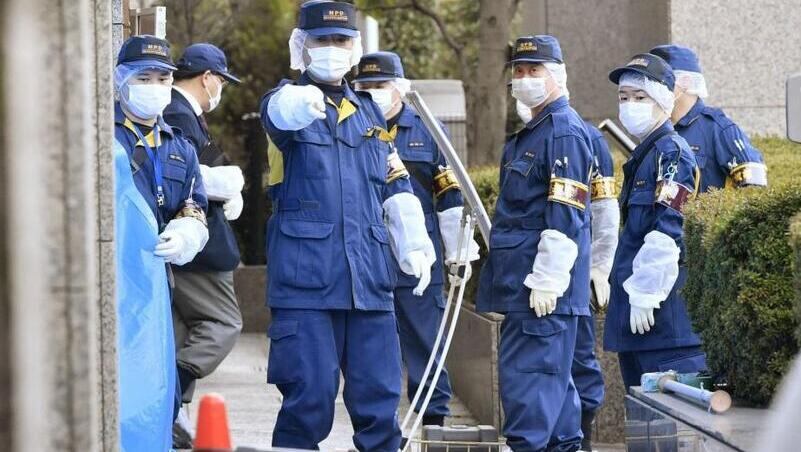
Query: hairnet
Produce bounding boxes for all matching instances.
[288,28,363,72]
[673,69,709,98]
[354,77,411,99]
[619,72,675,114]
[543,62,569,100]
[113,63,174,97]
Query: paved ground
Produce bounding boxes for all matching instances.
[187,333,623,451]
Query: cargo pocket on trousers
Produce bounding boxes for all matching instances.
[516,317,567,373]
[267,320,300,384]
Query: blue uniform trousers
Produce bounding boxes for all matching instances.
[571,314,604,413]
[394,285,452,416]
[267,308,402,452]
[499,312,583,452]
[617,345,707,388]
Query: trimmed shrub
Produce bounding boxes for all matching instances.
[791,213,801,347]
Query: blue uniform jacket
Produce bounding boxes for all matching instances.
[114,103,207,229]
[586,121,615,179]
[163,89,241,272]
[392,105,463,289]
[260,73,415,311]
[603,121,702,352]
[674,99,765,192]
[477,97,593,315]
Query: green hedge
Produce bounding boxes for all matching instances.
[465,136,801,406]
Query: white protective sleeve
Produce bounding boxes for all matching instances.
[383,192,436,275]
[267,84,325,131]
[524,229,579,297]
[590,198,621,276]
[437,206,480,264]
[199,165,244,202]
[164,216,209,266]
[623,230,680,309]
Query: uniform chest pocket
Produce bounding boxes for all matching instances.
[501,153,545,204]
[163,160,187,182]
[401,138,434,163]
[295,129,333,179]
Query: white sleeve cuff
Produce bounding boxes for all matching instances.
[199,165,244,201]
[590,198,620,276]
[437,206,480,264]
[523,229,578,297]
[623,230,680,309]
[267,85,308,131]
[383,192,436,274]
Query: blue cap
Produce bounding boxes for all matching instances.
[117,35,177,71]
[609,53,675,90]
[509,35,563,65]
[353,51,404,83]
[649,44,702,73]
[298,1,359,38]
[176,43,241,84]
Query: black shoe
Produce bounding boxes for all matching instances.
[422,414,445,426]
[172,406,194,449]
[580,410,595,451]
[400,436,409,450]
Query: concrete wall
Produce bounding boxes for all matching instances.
[1,0,116,450]
[670,0,801,136]
[519,0,671,124]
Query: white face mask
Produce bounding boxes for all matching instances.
[204,76,222,112]
[364,88,397,117]
[306,46,353,83]
[125,84,172,119]
[516,100,532,124]
[618,101,657,138]
[511,76,550,108]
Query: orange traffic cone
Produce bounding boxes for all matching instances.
[193,393,233,452]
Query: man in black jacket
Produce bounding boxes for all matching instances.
[162,42,243,449]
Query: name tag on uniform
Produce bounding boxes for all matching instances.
[635,180,646,188]
[690,145,701,153]
[169,154,186,164]
[408,141,426,148]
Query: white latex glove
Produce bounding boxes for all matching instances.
[447,262,472,287]
[630,305,655,335]
[153,217,209,265]
[199,165,244,202]
[267,84,326,131]
[590,267,611,309]
[529,289,558,318]
[406,250,433,296]
[223,192,244,221]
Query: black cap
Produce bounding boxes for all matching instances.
[298,1,358,37]
[609,53,675,90]
[509,35,563,65]
[353,51,404,83]
[116,35,177,71]
[176,43,241,84]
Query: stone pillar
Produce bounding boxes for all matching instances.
[669,0,801,136]
[1,0,116,449]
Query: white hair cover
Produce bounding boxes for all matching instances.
[619,72,675,114]
[674,69,709,98]
[543,62,569,99]
[288,28,363,72]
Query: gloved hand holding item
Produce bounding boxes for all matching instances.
[200,165,244,201]
[529,289,558,318]
[590,267,611,310]
[438,206,481,265]
[630,305,655,334]
[267,83,326,131]
[223,192,244,221]
[383,192,436,296]
[153,217,209,265]
[448,262,472,287]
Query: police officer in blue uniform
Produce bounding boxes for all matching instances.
[650,44,767,191]
[353,51,481,427]
[478,35,593,451]
[259,3,436,450]
[516,97,618,452]
[163,43,244,448]
[113,35,209,270]
[603,53,707,388]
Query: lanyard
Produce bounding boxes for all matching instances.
[131,123,165,207]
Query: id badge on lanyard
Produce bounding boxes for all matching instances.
[132,124,166,207]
